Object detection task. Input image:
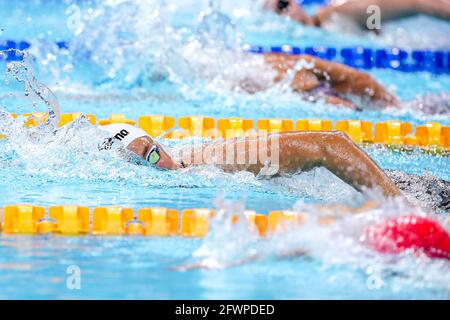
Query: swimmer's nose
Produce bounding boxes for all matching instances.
[156,147,182,170]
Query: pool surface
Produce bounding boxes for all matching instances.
[0,0,449,299]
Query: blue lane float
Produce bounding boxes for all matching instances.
[296,0,330,5]
[1,40,450,74]
[243,44,450,74]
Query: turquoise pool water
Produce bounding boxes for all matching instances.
[0,0,449,299]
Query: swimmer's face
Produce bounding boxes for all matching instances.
[127,136,181,170]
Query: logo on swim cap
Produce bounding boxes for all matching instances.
[98,137,114,151]
[114,129,129,141]
[99,124,149,149]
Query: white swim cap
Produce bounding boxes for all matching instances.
[99,123,149,149]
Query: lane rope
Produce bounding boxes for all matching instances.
[1,40,450,74]
[2,113,449,153]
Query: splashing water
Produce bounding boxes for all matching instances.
[59,0,276,97]
[0,0,449,299]
[407,92,450,116]
[179,195,261,270]
[386,170,450,212]
[15,0,448,119]
[183,196,450,295]
[4,51,61,130]
[197,0,241,49]
[0,57,448,212]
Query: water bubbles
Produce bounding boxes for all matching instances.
[179,194,449,296]
[197,1,240,49]
[4,54,60,129]
[188,195,261,269]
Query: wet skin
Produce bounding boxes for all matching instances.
[264,0,450,28]
[263,53,399,109]
[127,131,402,198]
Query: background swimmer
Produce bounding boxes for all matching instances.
[407,92,450,115]
[236,53,449,114]
[264,0,450,32]
[261,53,398,110]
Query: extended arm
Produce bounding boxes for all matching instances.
[315,0,450,27]
[181,131,402,198]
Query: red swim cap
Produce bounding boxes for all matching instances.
[363,215,450,260]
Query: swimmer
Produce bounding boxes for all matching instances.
[241,53,450,114]
[100,123,450,210]
[100,123,403,197]
[259,53,399,110]
[264,0,450,32]
[242,53,448,114]
[100,126,450,266]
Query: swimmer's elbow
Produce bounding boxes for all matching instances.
[313,131,351,167]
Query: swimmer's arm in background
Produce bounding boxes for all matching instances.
[265,54,360,109]
[314,0,450,27]
[298,55,400,107]
[291,71,361,109]
[264,53,399,107]
[313,1,361,27]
